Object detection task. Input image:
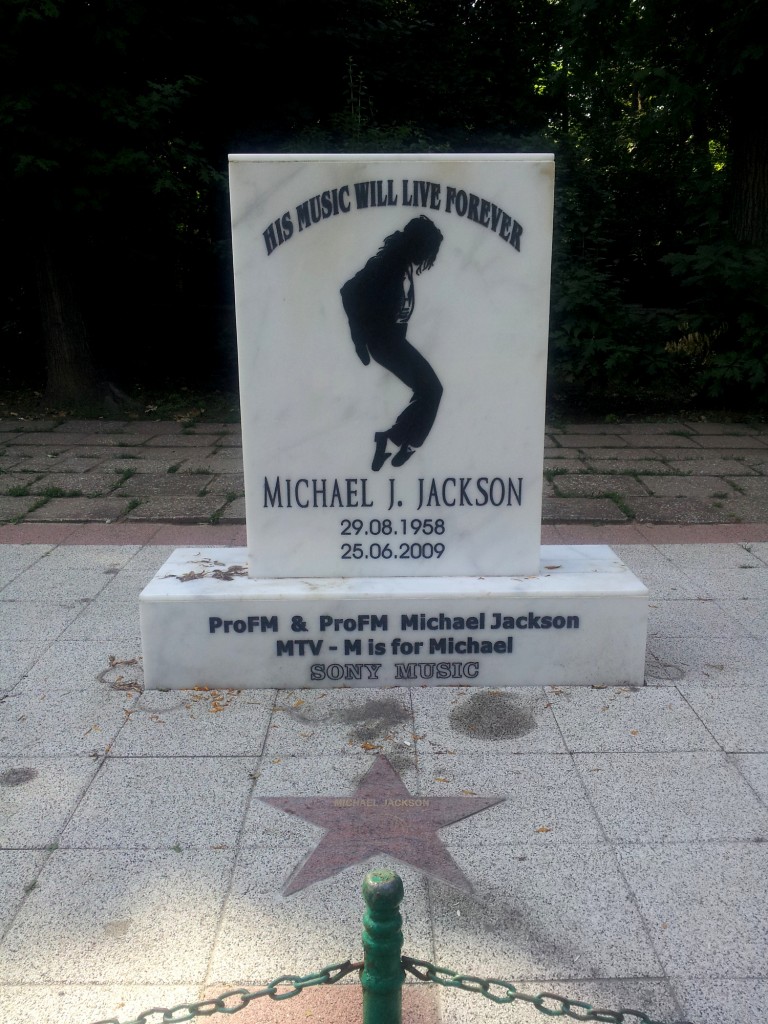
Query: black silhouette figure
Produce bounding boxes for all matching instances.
[340,215,444,471]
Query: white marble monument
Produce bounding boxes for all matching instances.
[140,154,648,689]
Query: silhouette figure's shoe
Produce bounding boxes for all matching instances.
[372,432,391,472]
[391,444,416,467]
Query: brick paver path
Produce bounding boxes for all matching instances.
[2,416,768,543]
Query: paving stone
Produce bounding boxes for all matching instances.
[694,435,768,449]
[666,457,759,475]
[0,496,37,522]
[551,435,629,448]
[0,566,116,602]
[646,634,768,686]
[208,850,432,983]
[431,845,662,979]
[637,475,740,498]
[730,754,768,805]
[98,457,200,474]
[124,495,227,522]
[205,474,246,493]
[144,434,222,447]
[680,686,768,752]
[716,597,768,635]
[215,497,246,522]
[628,496,735,523]
[15,455,107,474]
[0,848,234,983]
[0,543,51,585]
[58,596,141,640]
[264,686,415,758]
[579,446,660,460]
[542,497,628,523]
[647,598,749,638]
[622,433,703,448]
[552,474,650,497]
[727,497,768,521]
[61,757,256,849]
[673,980,768,1024]
[0,641,49,693]
[114,473,211,497]
[548,686,718,751]
[4,433,81,446]
[417,752,604,844]
[0,985,202,1024]
[51,420,129,433]
[411,686,566,754]
[24,496,130,522]
[576,752,768,841]
[125,420,188,434]
[683,421,760,435]
[0,600,84,642]
[0,640,141,756]
[110,686,274,757]
[730,477,768,496]
[0,757,99,847]
[0,850,47,931]
[611,544,702,598]
[543,458,588,473]
[617,844,768,977]
[581,458,670,474]
[0,473,43,494]
[27,473,117,497]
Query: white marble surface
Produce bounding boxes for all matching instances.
[140,545,648,689]
[229,154,554,578]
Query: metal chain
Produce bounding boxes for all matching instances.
[402,957,693,1024]
[89,960,362,1024]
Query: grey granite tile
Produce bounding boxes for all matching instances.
[110,686,274,757]
[656,541,764,571]
[0,641,49,694]
[57,597,140,640]
[416,752,603,844]
[431,845,662,979]
[0,985,202,1024]
[680,686,768,752]
[0,758,98,848]
[646,634,768,686]
[0,850,47,931]
[0,543,52,583]
[617,844,768,977]
[208,847,432,983]
[611,545,701,599]
[264,687,415,758]
[0,849,234,983]
[0,641,140,756]
[548,686,719,751]
[647,599,747,637]
[411,686,566,755]
[715,598,768,635]
[0,600,85,642]
[576,753,768,841]
[730,754,768,805]
[61,757,256,849]
[0,567,117,602]
[673,980,768,1024]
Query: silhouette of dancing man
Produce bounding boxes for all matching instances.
[341,215,443,471]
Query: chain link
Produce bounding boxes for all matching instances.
[89,954,691,1024]
[402,957,693,1024]
[89,960,362,1024]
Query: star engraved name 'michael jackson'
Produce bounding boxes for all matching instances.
[340,215,444,473]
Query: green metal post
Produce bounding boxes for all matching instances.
[361,869,405,1024]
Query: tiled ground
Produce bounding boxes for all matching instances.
[1,538,767,1023]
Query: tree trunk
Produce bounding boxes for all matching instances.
[728,59,768,247]
[35,231,100,406]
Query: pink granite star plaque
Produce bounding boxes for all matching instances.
[260,755,504,895]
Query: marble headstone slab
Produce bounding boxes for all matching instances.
[229,154,554,578]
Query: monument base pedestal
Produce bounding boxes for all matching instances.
[140,545,647,690]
